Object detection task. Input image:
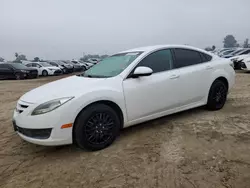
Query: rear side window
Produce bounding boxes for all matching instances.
[26,64,32,67]
[200,52,212,62]
[137,49,173,73]
[173,49,202,68]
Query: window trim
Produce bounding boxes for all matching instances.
[126,48,174,79]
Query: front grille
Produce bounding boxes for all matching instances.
[20,104,28,108]
[15,125,52,139]
[16,101,31,114]
[54,70,62,74]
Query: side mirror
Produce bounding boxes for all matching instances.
[132,66,153,78]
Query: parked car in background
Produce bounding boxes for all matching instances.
[70,60,85,71]
[218,49,237,57]
[56,61,74,73]
[0,63,38,80]
[13,45,235,151]
[223,48,250,58]
[87,58,100,64]
[241,56,250,71]
[25,62,62,76]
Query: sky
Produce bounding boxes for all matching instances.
[1,0,250,60]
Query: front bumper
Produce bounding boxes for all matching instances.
[12,100,74,146]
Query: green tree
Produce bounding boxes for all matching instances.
[243,38,249,48]
[0,57,4,62]
[14,54,27,63]
[33,57,40,62]
[223,35,238,48]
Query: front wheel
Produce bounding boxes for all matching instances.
[42,70,48,76]
[207,80,228,110]
[74,104,121,151]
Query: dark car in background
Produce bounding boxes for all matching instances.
[63,60,84,72]
[0,63,38,80]
[48,61,74,73]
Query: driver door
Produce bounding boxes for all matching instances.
[122,49,181,122]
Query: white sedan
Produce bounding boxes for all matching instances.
[13,45,235,151]
[25,62,62,76]
[240,56,250,70]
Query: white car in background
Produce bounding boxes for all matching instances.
[25,62,62,76]
[13,45,235,151]
[240,56,250,71]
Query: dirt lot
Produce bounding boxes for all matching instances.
[1,73,250,188]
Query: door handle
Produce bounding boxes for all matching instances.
[170,74,180,79]
[206,65,213,70]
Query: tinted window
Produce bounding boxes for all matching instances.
[50,62,57,66]
[137,49,173,73]
[173,49,202,68]
[0,64,10,69]
[200,52,212,62]
[26,64,32,67]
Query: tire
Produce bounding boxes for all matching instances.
[15,73,22,80]
[207,80,228,110]
[42,70,48,76]
[74,104,121,151]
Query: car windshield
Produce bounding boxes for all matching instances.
[40,62,52,67]
[82,52,142,78]
[10,63,28,69]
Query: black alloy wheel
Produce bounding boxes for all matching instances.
[207,80,228,110]
[74,104,120,151]
[85,112,115,145]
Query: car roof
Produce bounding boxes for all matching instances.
[120,44,216,57]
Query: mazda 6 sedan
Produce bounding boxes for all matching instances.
[13,45,235,151]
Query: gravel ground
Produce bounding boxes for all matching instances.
[1,72,250,188]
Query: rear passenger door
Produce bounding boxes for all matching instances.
[172,48,213,106]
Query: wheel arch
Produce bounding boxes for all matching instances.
[213,76,229,90]
[72,100,125,141]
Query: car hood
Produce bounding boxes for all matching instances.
[20,75,108,103]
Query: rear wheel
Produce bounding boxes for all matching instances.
[74,104,120,151]
[42,70,48,76]
[207,80,228,110]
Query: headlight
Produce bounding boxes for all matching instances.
[31,97,74,115]
[48,68,55,71]
[21,70,29,73]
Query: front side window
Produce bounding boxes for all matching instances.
[136,49,173,73]
[173,48,202,68]
[26,64,32,67]
[83,52,142,78]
